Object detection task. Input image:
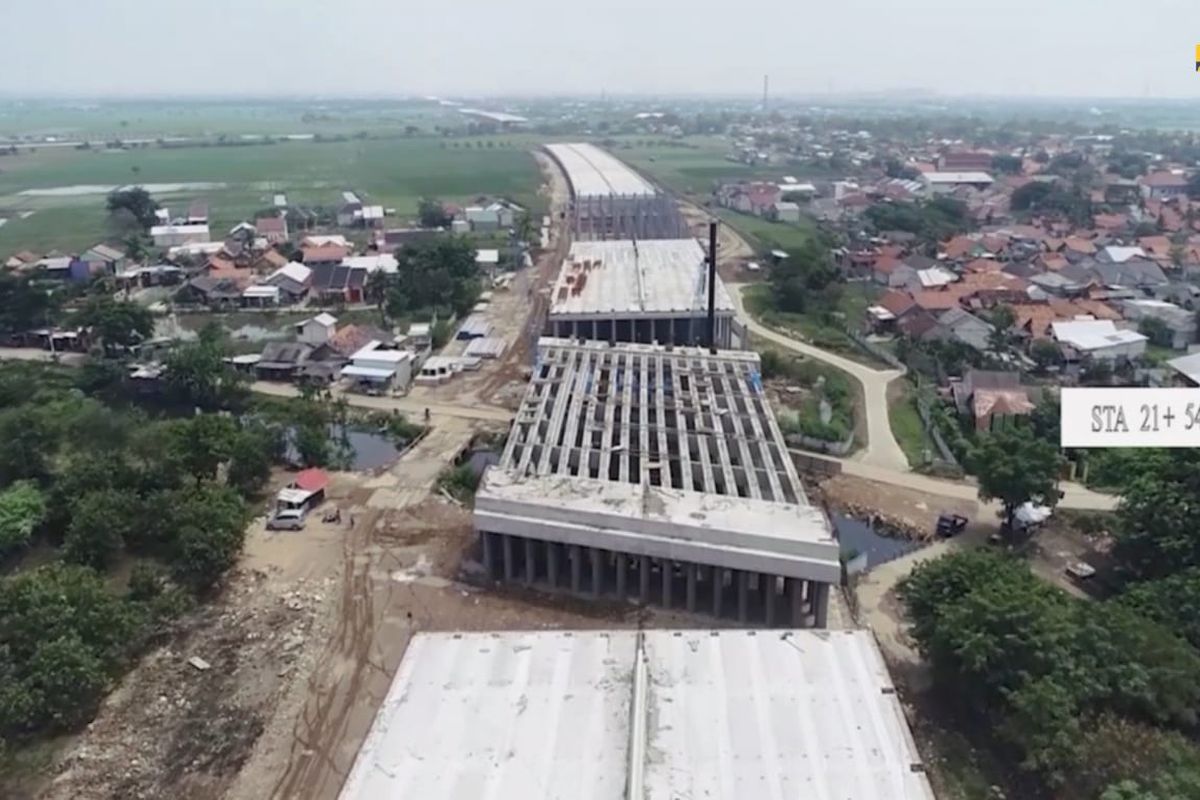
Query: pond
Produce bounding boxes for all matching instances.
[830,513,922,570]
[283,425,404,472]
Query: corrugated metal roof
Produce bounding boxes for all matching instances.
[546,143,656,198]
[339,631,634,800]
[339,630,935,800]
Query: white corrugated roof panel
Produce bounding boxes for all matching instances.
[550,239,734,318]
[339,630,935,800]
[339,631,635,800]
[1052,319,1147,351]
[642,629,935,800]
[545,143,656,198]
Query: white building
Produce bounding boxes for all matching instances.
[150,223,210,248]
[295,312,338,347]
[1121,299,1197,349]
[920,171,995,194]
[339,629,935,800]
[341,340,415,392]
[1052,318,1147,361]
[548,239,739,348]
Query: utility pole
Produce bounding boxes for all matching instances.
[762,74,769,113]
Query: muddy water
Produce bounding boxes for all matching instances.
[830,513,921,569]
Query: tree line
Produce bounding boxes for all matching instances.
[901,449,1200,799]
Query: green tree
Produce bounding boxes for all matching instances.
[1030,339,1063,373]
[167,414,238,482]
[971,425,1062,530]
[417,197,451,228]
[387,236,481,317]
[0,273,56,336]
[122,233,152,264]
[227,425,276,497]
[63,489,141,569]
[986,304,1016,355]
[1119,568,1200,650]
[1011,181,1054,211]
[163,334,249,412]
[161,484,248,590]
[1138,317,1174,349]
[514,212,537,243]
[104,186,159,231]
[991,154,1023,174]
[0,405,56,486]
[1113,450,1200,580]
[0,481,46,558]
[75,296,154,356]
[0,563,143,736]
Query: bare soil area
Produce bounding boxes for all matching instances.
[816,472,978,541]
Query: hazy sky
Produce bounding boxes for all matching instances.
[5,0,1200,98]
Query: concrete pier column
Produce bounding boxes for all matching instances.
[615,553,627,600]
[524,538,536,585]
[763,573,776,626]
[590,548,603,598]
[713,568,724,617]
[502,534,515,581]
[481,533,495,578]
[686,563,698,612]
[788,579,804,626]
[737,570,749,623]
[639,555,651,602]
[547,541,559,589]
[570,545,582,594]
[813,582,830,628]
[592,320,598,340]
[662,560,673,609]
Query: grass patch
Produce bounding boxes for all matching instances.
[889,384,934,468]
[758,343,863,452]
[437,464,481,503]
[742,282,888,368]
[714,208,818,252]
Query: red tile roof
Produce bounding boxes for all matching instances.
[879,290,916,316]
[873,255,903,274]
[293,468,329,493]
[1143,171,1188,188]
[302,244,350,263]
[911,290,960,311]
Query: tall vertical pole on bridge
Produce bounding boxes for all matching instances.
[707,220,718,353]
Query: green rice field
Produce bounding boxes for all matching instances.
[0,135,545,253]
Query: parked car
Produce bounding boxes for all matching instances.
[267,508,306,531]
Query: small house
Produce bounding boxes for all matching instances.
[265,262,313,303]
[310,264,368,305]
[772,202,802,223]
[341,340,415,393]
[79,243,128,276]
[296,312,339,346]
[151,224,211,248]
[255,341,313,381]
[256,214,289,244]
